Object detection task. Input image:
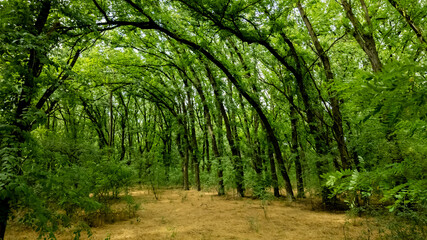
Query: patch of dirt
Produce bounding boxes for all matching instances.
[5,188,375,239]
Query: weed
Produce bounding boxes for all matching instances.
[345,208,427,240]
[248,216,259,233]
[167,226,177,238]
[181,193,188,202]
[261,199,270,220]
[161,216,167,224]
[104,233,111,240]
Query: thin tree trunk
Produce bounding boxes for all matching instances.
[267,142,280,197]
[109,90,114,148]
[227,82,245,196]
[245,99,263,175]
[297,1,352,169]
[228,40,263,178]
[134,17,294,199]
[215,111,226,196]
[80,98,108,148]
[204,127,211,172]
[120,114,126,161]
[118,93,127,162]
[179,102,190,191]
[184,78,201,191]
[192,73,225,195]
[279,33,335,205]
[126,97,132,164]
[205,63,245,197]
[290,95,304,198]
[341,0,383,72]
[228,40,281,197]
[387,0,426,45]
[176,132,189,190]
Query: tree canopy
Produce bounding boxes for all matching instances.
[1,0,426,238]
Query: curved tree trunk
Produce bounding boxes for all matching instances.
[192,68,226,195]
[297,1,352,170]
[99,0,295,199]
[387,0,426,45]
[205,63,245,197]
[183,78,201,191]
[341,0,383,72]
[289,93,305,198]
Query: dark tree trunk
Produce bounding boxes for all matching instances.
[204,129,211,172]
[80,98,109,148]
[297,1,352,170]
[120,116,126,161]
[193,71,225,195]
[229,40,264,180]
[387,0,427,45]
[113,9,294,199]
[227,83,245,196]
[183,142,190,191]
[117,92,130,162]
[215,112,226,196]
[109,90,114,148]
[267,140,280,197]
[205,64,245,197]
[341,0,383,72]
[176,131,190,190]
[0,198,10,240]
[180,102,191,191]
[290,97,304,198]
[251,114,263,175]
[3,1,53,239]
[279,33,334,205]
[183,78,201,191]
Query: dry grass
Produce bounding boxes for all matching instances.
[5,188,377,240]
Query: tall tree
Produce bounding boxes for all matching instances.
[297,1,352,170]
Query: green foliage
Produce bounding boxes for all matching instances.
[323,169,374,210]
[91,158,135,200]
[1,0,427,238]
[0,128,139,238]
[323,158,427,214]
[244,167,274,200]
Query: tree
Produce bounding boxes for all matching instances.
[1,0,426,238]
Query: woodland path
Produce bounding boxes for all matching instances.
[6,188,373,240]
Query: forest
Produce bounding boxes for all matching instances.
[0,0,426,239]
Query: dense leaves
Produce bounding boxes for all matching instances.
[1,0,426,239]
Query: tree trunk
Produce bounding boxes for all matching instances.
[267,142,280,197]
[109,90,114,148]
[297,1,352,170]
[141,17,294,199]
[204,128,211,172]
[341,0,383,72]
[229,40,263,177]
[279,33,336,204]
[215,111,226,196]
[81,98,109,148]
[180,103,191,191]
[290,97,304,198]
[192,69,225,195]
[227,82,246,196]
[387,0,426,45]
[2,1,52,238]
[0,198,10,240]
[184,78,201,191]
[176,132,189,190]
[205,63,245,197]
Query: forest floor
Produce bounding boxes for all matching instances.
[6,187,380,240]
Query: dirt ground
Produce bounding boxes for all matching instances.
[5,188,376,240]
